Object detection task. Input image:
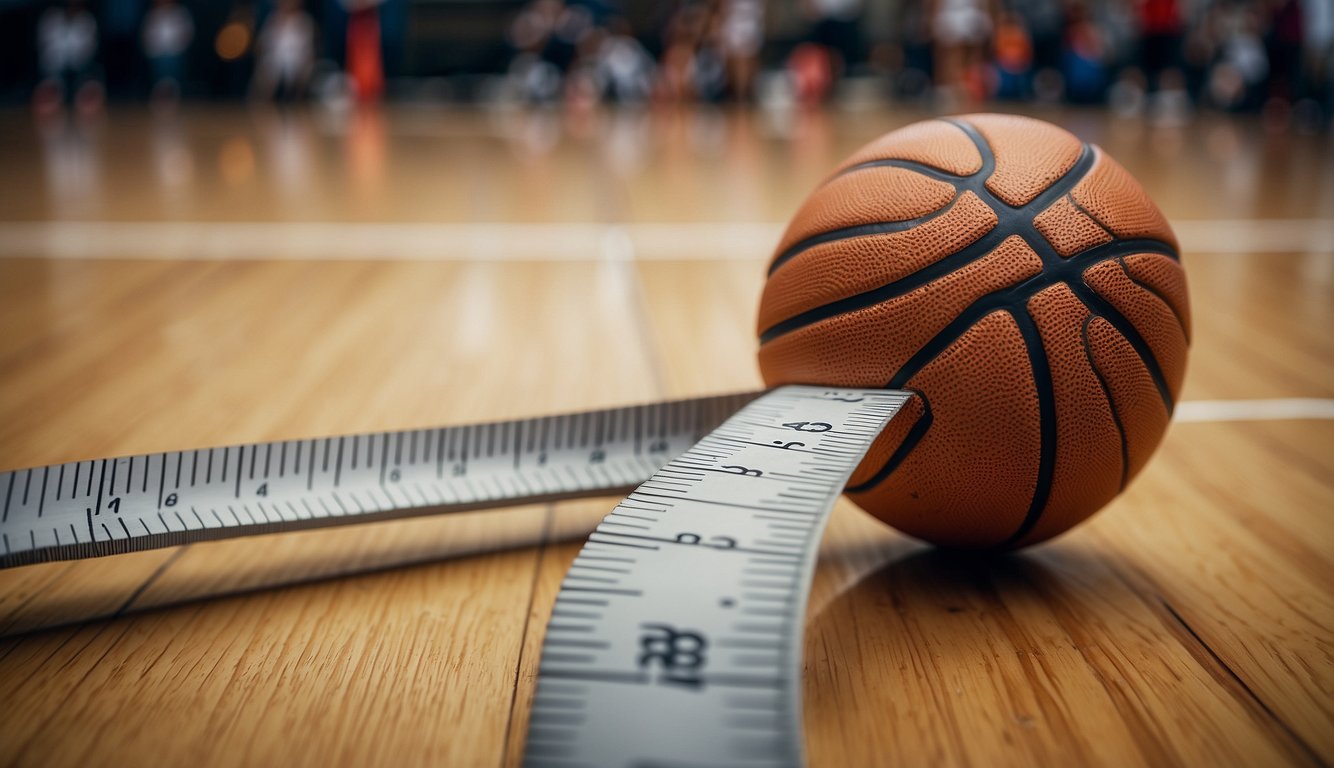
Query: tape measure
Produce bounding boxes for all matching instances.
[0,392,760,568]
[0,385,909,767]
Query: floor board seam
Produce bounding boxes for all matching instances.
[500,504,553,768]
[111,545,189,619]
[1158,597,1326,767]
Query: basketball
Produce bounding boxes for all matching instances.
[757,114,1190,549]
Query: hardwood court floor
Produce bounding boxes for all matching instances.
[0,105,1330,767]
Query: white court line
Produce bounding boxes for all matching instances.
[4,223,1331,424]
[1174,399,1334,423]
[1170,220,1334,255]
[0,219,1331,261]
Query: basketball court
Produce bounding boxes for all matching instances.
[0,102,1330,766]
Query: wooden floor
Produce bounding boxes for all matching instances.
[0,104,1330,767]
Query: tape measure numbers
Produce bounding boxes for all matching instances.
[0,392,759,568]
[0,386,911,767]
[523,387,908,768]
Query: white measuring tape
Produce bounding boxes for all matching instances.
[0,385,910,767]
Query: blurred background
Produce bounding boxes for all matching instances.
[1,0,1329,234]
[0,9,1330,764]
[1,0,1329,126]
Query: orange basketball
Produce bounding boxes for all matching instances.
[757,114,1190,549]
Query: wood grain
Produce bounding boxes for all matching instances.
[0,105,1330,767]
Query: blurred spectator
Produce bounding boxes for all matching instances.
[142,0,193,102]
[892,0,935,99]
[658,2,725,102]
[932,0,995,102]
[719,0,764,100]
[595,17,655,104]
[808,0,863,80]
[507,0,564,103]
[1063,1,1109,103]
[1137,0,1184,92]
[549,2,596,73]
[1010,0,1063,78]
[35,0,102,114]
[1302,0,1333,126]
[1206,3,1269,112]
[104,0,146,97]
[788,42,835,105]
[343,0,385,102]
[993,10,1034,100]
[1265,0,1303,104]
[510,0,561,55]
[481,0,1331,124]
[252,0,317,100]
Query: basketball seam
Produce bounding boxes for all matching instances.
[760,237,1175,346]
[944,117,1089,213]
[1066,193,1117,239]
[1003,308,1058,547]
[941,120,1179,417]
[831,118,980,181]
[768,117,1004,278]
[765,118,1181,547]
[1117,255,1192,344]
[760,126,1119,343]
[760,219,1001,343]
[897,120,1163,547]
[1081,314,1130,493]
[836,158,972,183]
[767,190,967,276]
[1068,279,1176,412]
[845,390,933,495]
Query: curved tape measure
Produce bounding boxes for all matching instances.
[0,385,910,766]
[523,387,908,767]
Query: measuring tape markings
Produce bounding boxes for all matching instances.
[523,386,910,768]
[0,385,910,768]
[0,392,761,569]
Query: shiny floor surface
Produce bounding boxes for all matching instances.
[0,104,1330,767]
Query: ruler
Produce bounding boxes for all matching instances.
[0,385,909,767]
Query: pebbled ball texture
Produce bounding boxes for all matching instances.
[757,114,1189,549]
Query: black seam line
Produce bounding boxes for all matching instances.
[1067,278,1175,414]
[834,157,972,183]
[944,122,1177,419]
[1066,192,1117,239]
[867,121,1058,547]
[881,238,1174,389]
[768,118,992,279]
[766,191,964,277]
[845,390,932,495]
[830,118,979,182]
[862,240,1176,530]
[942,116,998,183]
[902,123,1176,417]
[1082,314,1130,492]
[760,208,1000,344]
[945,118,1096,212]
[1001,308,1058,548]
[1117,255,1192,344]
[760,135,1105,345]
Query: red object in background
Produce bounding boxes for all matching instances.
[347,6,383,102]
[788,44,833,105]
[1139,0,1182,34]
[994,19,1033,75]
